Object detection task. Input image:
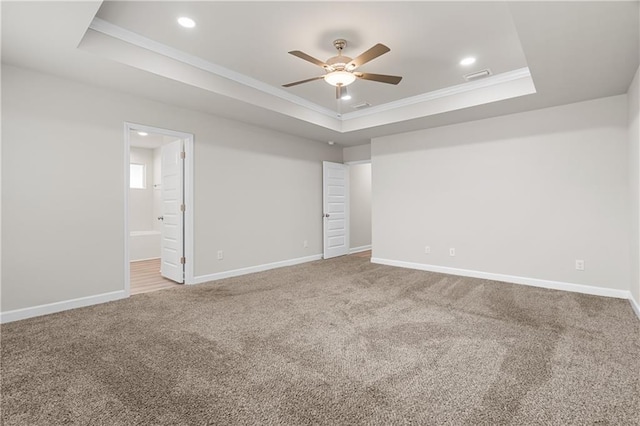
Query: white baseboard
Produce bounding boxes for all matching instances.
[349,245,372,254]
[130,257,160,263]
[371,257,630,300]
[5,259,635,323]
[0,290,127,324]
[629,293,640,320]
[191,254,323,285]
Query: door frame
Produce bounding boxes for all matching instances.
[123,122,195,296]
[322,161,350,259]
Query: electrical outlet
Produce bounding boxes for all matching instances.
[217,250,224,260]
[303,240,308,248]
[425,246,431,254]
[575,259,584,271]
[449,248,456,256]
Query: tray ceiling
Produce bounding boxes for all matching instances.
[2,1,638,146]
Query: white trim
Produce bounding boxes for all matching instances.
[370,258,630,299]
[344,160,372,166]
[0,291,127,324]
[183,135,195,285]
[124,123,195,289]
[191,254,322,285]
[130,257,161,263]
[349,245,372,254]
[126,122,194,140]
[629,293,640,320]
[88,18,532,132]
[341,68,532,120]
[123,124,131,296]
[89,18,337,119]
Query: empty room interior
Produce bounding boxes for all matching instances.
[1,1,639,424]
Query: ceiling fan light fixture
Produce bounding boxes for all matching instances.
[283,40,401,94]
[324,71,356,87]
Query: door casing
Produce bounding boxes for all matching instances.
[124,122,194,296]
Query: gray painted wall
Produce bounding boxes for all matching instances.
[129,147,154,232]
[372,95,630,292]
[343,144,371,163]
[1,65,341,312]
[2,63,637,315]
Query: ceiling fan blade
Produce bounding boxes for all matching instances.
[288,51,333,70]
[282,76,325,88]
[354,72,402,85]
[346,44,390,70]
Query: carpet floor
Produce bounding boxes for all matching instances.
[1,256,639,425]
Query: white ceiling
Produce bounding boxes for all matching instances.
[2,1,639,147]
[94,1,529,112]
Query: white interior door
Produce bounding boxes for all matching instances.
[160,139,185,283]
[323,161,349,259]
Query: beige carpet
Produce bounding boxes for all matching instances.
[2,256,639,425]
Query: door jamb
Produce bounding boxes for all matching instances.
[344,160,371,166]
[124,122,195,296]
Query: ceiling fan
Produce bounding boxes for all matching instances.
[283,39,403,99]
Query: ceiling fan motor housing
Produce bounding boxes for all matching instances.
[326,55,352,71]
[327,39,351,71]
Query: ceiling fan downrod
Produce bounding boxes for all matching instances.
[333,39,347,54]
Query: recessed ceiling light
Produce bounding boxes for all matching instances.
[177,17,196,28]
[460,57,476,66]
[137,131,148,136]
[328,141,335,145]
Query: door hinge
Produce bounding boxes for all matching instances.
[180,257,186,265]
[180,204,186,212]
[180,151,186,159]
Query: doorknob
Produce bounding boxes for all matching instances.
[323,213,330,218]
[157,216,164,221]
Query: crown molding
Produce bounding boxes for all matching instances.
[340,68,532,120]
[88,18,535,133]
[89,18,338,119]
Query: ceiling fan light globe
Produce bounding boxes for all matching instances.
[324,71,356,87]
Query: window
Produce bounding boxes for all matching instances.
[130,164,146,189]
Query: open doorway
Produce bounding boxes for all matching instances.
[124,123,194,296]
[322,161,371,260]
[347,161,372,259]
